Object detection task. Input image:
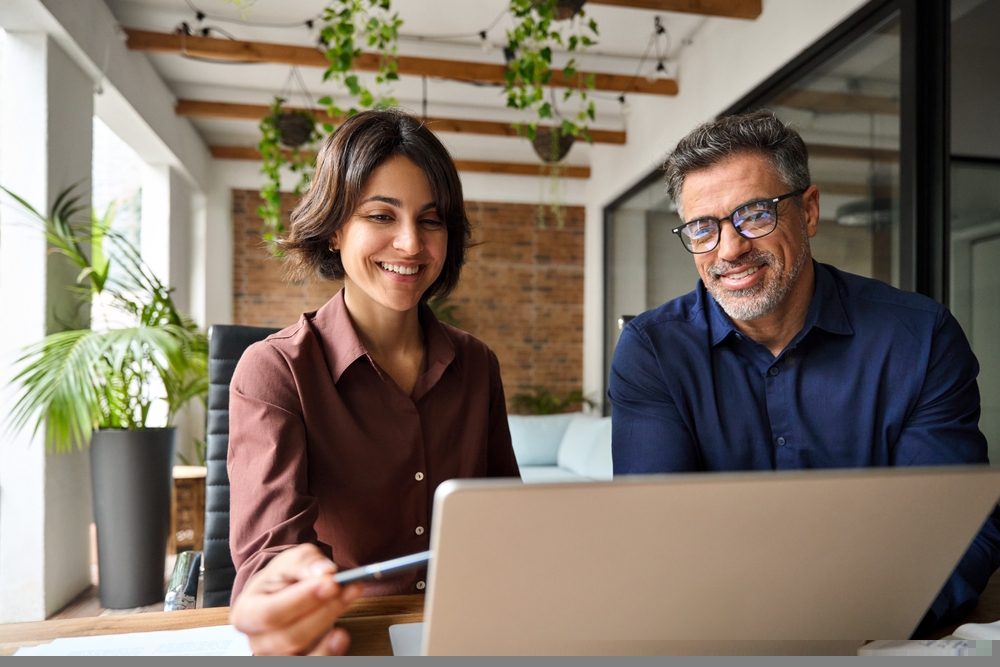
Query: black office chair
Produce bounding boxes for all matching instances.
[202,324,280,607]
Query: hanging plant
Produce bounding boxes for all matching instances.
[531,126,575,163]
[545,0,587,20]
[257,96,321,253]
[506,0,598,228]
[273,109,316,148]
[255,1,402,257]
[504,0,598,143]
[315,0,402,121]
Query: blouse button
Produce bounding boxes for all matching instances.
[769,367,780,376]
[415,472,424,481]
[415,526,425,535]
[416,581,426,590]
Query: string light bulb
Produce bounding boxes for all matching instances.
[646,60,667,81]
[618,94,630,117]
[480,30,493,54]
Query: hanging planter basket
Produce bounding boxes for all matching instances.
[533,0,586,20]
[274,111,315,148]
[532,127,575,164]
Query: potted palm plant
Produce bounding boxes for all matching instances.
[2,184,208,608]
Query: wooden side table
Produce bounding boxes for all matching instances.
[168,466,206,554]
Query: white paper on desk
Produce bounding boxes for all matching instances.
[954,619,1000,640]
[14,624,253,656]
[858,639,991,656]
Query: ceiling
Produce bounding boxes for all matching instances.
[103,0,751,170]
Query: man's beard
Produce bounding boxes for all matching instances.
[704,237,809,322]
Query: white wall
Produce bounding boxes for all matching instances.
[0,31,94,622]
[0,0,215,619]
[38,0,209,186]
[581,0,871,404]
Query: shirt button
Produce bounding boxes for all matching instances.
[415,472,424,481]
[416,581,426,590]
[769,367,779,376]
[415,526,425,536]
[776,437,786,446]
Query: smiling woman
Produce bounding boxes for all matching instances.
[226,109,521,655]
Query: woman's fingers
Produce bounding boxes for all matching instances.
[230,544,364,655]
[307,628,352,656]
[243,581,363,655]
[236,571,339,632]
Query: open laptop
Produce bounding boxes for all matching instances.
[390,466,1000,655]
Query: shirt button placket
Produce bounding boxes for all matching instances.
[766,363,790,466]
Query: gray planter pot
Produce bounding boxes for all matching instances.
[90,428,176,608]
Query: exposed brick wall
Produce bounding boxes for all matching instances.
[232,190,584,408]
[232,190,343,327]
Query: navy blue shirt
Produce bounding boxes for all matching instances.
[609,262,1000,631]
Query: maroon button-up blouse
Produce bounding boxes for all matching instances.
[228,289,520,601]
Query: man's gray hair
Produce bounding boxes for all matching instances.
[663,109,811,216]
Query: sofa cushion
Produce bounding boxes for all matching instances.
[507,413,575,466]
[518,466,590,484]
[557,415,613,479]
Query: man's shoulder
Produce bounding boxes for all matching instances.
[628,286,707,339]
[823,264,945,321]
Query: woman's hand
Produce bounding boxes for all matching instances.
[229,543,364,655]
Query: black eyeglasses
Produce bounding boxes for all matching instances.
[671,189,806,254]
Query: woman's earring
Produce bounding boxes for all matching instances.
[328,241,337,253]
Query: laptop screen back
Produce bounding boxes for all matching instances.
[422,467,1000,655]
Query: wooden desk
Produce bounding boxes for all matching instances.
[0,594,425,656]
[0,575,997,656]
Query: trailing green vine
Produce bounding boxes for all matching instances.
[255,0,403,256]
[504,0,598,142]
[316,0,402,120]
[257,97,321,253]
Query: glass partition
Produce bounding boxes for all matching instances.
[769,13,901,286]
[603,10,902,412]
[950,158,1000,466]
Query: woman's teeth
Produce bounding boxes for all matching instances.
[380,262,419,276]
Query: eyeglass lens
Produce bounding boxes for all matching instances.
[678,200,778,253]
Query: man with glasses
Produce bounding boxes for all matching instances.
[609,109,1000,634]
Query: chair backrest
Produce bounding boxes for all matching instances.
[204,324,280,608]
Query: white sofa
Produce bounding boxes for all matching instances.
[507,413,613,483]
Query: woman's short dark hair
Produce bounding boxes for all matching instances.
[281,108,470,301]
[662,109,811,218]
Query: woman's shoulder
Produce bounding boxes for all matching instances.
[232,313,329,390]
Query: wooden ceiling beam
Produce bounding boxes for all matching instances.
[453,159,590,179]
[126,29,677,96]
[774,89,899,116]
[209,145,591,178]
[588,0,761,20]
[176,99,627,144]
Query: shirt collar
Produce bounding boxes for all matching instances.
[313,288,367,384]
[707,260,854,348]
[412,304,457,401]
[311,288,457,391]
